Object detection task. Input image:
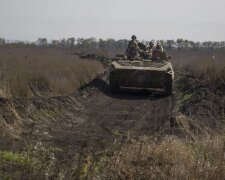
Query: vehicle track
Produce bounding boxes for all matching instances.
[0,74,176,164]
[67,75,175,153]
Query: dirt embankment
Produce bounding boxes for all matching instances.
[176,71,225,130]
[0,70,224,179]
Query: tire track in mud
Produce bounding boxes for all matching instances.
[73,76,175,153]
[0,74,176,160]
[75,77,176,178]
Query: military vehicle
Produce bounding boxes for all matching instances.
[108,58,174,96]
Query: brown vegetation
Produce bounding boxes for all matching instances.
[0,46,225,179]
[95,134,225,180]
[170,49,225,89]
[0,47,104,98]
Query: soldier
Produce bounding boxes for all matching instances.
[126,35,140,60]
[147,41,154,58]
[152,42,168,61]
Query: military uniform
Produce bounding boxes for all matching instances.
[152,44,168,61]
[126,35,140,60]
[147,47,154,58]
[146,42,154,59]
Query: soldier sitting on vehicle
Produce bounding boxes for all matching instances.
[147,41,154,58]
[152,42,168,61]
[126,35,140,60]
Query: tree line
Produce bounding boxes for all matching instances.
[1,37,225,51]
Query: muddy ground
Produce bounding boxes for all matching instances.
[0,73,174,152]
[0,71,224,179]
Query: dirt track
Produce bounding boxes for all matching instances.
[78,76,174,150]
[1,71,224,155]
[0,74,175,158]
[1,71,225,178]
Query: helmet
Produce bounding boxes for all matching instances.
[131,35,137,40]
[149,41,154,46]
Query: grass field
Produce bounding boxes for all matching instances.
[170,49,225,89]
[0,46,224,179]
[0,47,104,98]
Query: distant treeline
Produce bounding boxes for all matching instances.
[0,37,225,51]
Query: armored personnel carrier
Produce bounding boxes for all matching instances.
[108,58,174,96]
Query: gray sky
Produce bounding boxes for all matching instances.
[1,0,225,41]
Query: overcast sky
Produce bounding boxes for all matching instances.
[1,0,225,41]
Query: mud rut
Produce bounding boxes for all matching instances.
[30,75,173,153]
[1,74,176,163]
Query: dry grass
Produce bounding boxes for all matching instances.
[1,133,225,179]
[0,47,224,179]
[2,131,225,179]
[170,49,225,88]
[0,47,104,98]
[97,134,225,180]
